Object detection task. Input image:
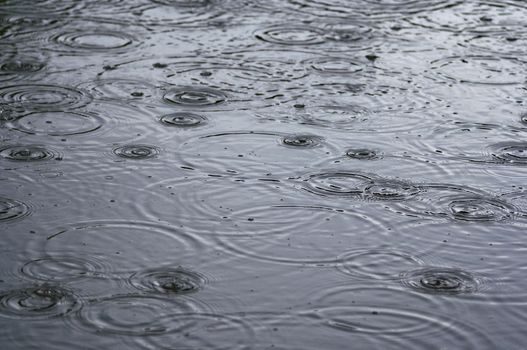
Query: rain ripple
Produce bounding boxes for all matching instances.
[0,197,30,222]
[113,145,161,160]
[31,220,210,275]
[162,86,227,107]
[159,112,208,128]
[21,253,111,282]
[129,267,208,295]
[175,131,337,176]
[304,283,495,349]
[400,267,488,295]
[0,145,58,162]
[3,111,103,136]
[0,284,80,319]
[71,294,204,337]
[0,84,92,111]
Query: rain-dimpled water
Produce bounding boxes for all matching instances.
[0,0,526,349]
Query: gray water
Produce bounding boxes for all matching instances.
[0,0,526,349]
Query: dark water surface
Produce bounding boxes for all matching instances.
[1,0,526,348]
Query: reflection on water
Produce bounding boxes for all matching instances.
[1,0,527,348]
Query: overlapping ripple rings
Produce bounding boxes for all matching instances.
[37,221,209,274]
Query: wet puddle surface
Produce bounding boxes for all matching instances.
[1,0,527,348]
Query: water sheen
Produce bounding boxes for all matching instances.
[1,1,526,349]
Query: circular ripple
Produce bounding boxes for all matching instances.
[134,312,255,350]
[134,55,308,83]
[337,248,426,280]
[392,184,520,222]
[130,267,207,295]
[21,254,110,282]
[255,25,326,45]
[217,211,388,266]
[74,295,202,336]
[148,176,345,241]
[163,87,226,106]
[323,23,373,43]
[0,84,92,110]
[159,112,208,128]
[176,131,338,175]
[467,32,527,56]
[39,221,207,274]
[303,172,422,201]
[346,148,381,160]
[0,145,56,161]
[363,179,422,201]
[0,61,44,74]
[126,0,244,28]
[304,283,495,349]
[295,105,371,130]
[233,58,308,82]
[0,16,62,42]
[406,1,527,35]
[0,285,80,319]
[430,56,527,85]
[448,197,515,222]
[391,219,527,280]
[113,145,160,159]
[51,30,135,52]
[0,197,30,222]
[307,57,364,74]
[0,60,45,82]
[303,172,374,198]
[400,267,486,295]
[5,111,103,136]
[488,142,527,165]
[282,134,323,148]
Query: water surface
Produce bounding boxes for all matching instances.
[1,0,527,348]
